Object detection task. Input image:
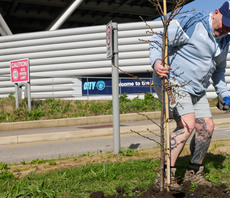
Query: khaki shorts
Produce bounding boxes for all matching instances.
[153,82,212,119]
[174,91,212,118]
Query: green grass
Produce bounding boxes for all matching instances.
[0,147,229,198]
[0,159,158,198]
[203,153,230,186]
[175,153,230,186]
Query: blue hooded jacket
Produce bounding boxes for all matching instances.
[149,11,230,98]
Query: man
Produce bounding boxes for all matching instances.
[149,1,230,190]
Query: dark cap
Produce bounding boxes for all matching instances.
[219,1,230,27]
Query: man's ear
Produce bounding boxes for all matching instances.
[214,9,219,15]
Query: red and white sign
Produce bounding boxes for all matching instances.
[10,59,30,83]
[106,21,113,59]
[106,25,111,46]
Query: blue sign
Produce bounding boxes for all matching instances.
[96,80,106,91]
[82,78,112,95]
[82,78,154,95]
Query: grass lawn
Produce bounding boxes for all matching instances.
[0,139,229,197]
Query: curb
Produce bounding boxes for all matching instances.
[0,107,225,131]
[0,111,161,131]
[0,108,230,145]
[0,124,162,145]
[0,107,229,146]
[0,116,230,146]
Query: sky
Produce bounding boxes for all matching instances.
[181,0,223,13]
[154,0,224,20]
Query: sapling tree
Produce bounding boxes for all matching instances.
[112,0,192,192]
[146,0,192,191]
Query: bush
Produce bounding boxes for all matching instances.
[0,93,161,122]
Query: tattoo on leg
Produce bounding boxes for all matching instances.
[170,128,184,150]
[171,137,177,150]
[190,118,212,164]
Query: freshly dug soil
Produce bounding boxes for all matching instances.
[90,182,230,198]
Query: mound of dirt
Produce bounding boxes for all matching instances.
[90,182,230,198]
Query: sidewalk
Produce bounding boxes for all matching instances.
[0,107,230,146]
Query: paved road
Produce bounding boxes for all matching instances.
[0,115,230,163]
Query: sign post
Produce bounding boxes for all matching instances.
[106,21,120,154]
[10,58,31,111]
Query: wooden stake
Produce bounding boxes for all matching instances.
[163,0,171,192]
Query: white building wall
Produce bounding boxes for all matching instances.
[0,20,228,99]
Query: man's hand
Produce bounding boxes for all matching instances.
[217,95,230,111]
[154,60,172,78]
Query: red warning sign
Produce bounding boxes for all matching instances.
[10,59,30,83]
[106,21,113,59]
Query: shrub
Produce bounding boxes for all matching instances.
[0,93,161,122]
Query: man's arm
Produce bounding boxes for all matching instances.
[212,56,230,110]
[149,19,191,77]
[212,58,230,98]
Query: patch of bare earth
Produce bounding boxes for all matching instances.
[89,182,229,198]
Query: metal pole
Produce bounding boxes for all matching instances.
[15,83,19,108]
[163,0,171,192]
[49,0,84,31]
[0,26,7,36]
[27,82,31,111]
[112,22,120,154]
[0,13,12,35]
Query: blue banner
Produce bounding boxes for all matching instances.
[82,78,154,95]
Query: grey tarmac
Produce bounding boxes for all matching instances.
[0,107,229,163]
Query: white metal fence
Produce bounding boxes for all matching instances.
[0,20,229,99]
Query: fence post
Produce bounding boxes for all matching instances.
[15,83,19,108]
[27,82,31,111]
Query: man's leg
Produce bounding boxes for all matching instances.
[163,91,196,190]
[184,103,214,186]
[157,113,196,191]
[153,85,194,190]
[170,113,196,166]
[190,117,214,165]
